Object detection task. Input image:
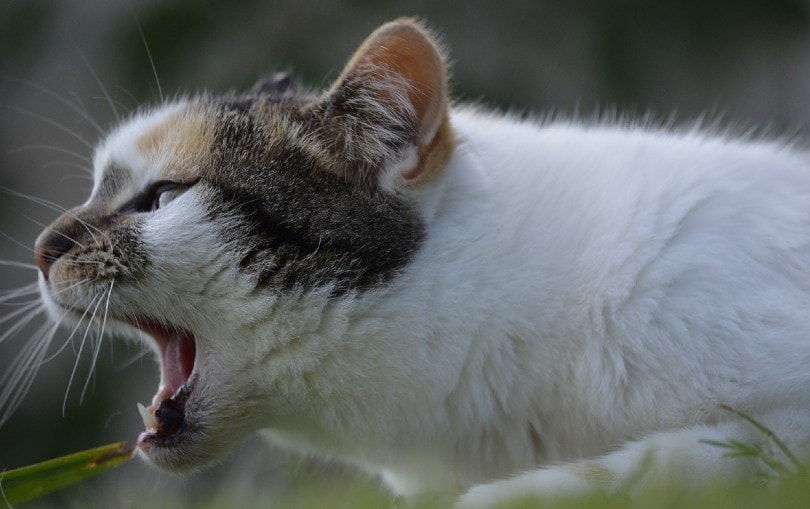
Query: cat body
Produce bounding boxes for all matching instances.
[262,108,810,499]
[27,19,810,506]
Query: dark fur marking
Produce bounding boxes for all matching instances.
[220,97,255,115]
[251,72,303,98]
[201,94,425,294]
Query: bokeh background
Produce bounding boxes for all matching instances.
[2,0,810,506]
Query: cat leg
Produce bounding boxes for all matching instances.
[456,408,810,508]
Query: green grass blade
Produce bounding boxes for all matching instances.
[717,405,805,475]
[0,441,134,505]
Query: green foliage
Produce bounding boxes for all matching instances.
[0,427,809,508]
[172,473,810,509]
[700,405,806,482]
[0,441,133,506]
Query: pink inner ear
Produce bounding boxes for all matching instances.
[356,22,448,147]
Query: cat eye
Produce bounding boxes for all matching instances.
[153,184,186,211]
[117,181,193,215]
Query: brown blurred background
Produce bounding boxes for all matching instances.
[1,0,810,506]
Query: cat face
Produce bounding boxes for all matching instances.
[33,19,453,471]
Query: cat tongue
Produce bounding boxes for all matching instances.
[163,331,196,398]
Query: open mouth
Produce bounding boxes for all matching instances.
[132,318,197,448]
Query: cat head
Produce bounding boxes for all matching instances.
[33,18,453,471]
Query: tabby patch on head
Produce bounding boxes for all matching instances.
[32,17,455,472]
[203,93,426,293]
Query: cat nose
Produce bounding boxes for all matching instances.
[34,232,74,279]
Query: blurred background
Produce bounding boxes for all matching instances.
[1,0,810,506]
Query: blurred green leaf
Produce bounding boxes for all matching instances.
[0,441,134,505]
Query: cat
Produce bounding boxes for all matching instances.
[18,17,810,507]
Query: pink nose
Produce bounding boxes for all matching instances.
[34,233,73,279]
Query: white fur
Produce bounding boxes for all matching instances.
[91,100,189,201]
[42,102,810,506]
[252,108,810,502]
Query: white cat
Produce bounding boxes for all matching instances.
[20,18,810,507]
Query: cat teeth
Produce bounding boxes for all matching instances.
[138,402,158,430]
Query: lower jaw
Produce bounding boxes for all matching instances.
[137,377,196,451]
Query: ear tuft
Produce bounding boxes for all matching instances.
[252,72,303,98]
[348,18,448,147]
[313,18,454,190]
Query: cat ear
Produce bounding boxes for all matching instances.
[251,72,303,98]
[312,18,454,190]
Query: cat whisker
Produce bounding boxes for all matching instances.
[135,17,164,104]
[62,291,107,415]
[0,290,42,307]
[1,306,43,341]
[70,217,110,248]
[0,281,40,292]
[9,211,90,251]
[79,280,115,403]
[61,257,107,267]
[76,50,122,124]
[0,187,112,245]
[7,144,92,164]
[0,103,95,150]
[0,282,40,307]
[47,277,96,302]
[0,260,39,274]
[0,230,43,258]
[48,163,95,179]
[116,346,151,371]
[0,300,42,330]
[0,185,71,214]
[39,278,94,312]
[41,161,92,178]
[3,76,106,136]
[0,260,38,271]
[59,215,107,248]
[0,318,59,427]
[0,230,105,269]
[41,292,99,365]
[0,296,46,308]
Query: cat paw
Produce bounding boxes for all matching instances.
[454,468,594,509]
